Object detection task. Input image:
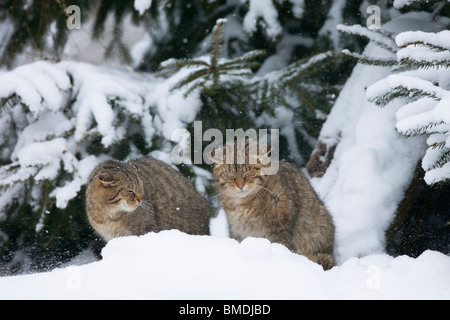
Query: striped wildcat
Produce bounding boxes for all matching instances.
[209,139,336,270]
[86,157,210,241]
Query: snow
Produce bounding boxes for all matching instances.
[367,75,447,101]
[0,230,449,299]
[149,67,203,141]
[290,0,305,19]
[424,161,450,185]
[62,61,152,147]
[393,0,415,9]
[50,155,99,209]
[241,0,282,40]
[396,30,450,50]
[62,11,148,67]
[0,18,14,61]
[134,0,152,16]
[397,46,450,64]
[319,0,346,50]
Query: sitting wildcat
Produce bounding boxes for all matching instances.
[209,140,336,270]
[86,157,210,241]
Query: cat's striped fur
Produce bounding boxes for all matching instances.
[86,157,210,241]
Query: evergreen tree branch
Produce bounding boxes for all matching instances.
[400,42,449,52]
[369,86,441,107]
[342,49,398,67]
[401,121,446,137]
[398,57,450,69]
[170,68,211,91]
[211,19,227,70]
[160,59,211,69]
[337,24,398,54]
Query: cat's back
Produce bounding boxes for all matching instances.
[277,161,313,194]
[130,157,200,198]
[276,161,330,218]
[130,157,210,234]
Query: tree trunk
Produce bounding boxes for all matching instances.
[385,163,450,257]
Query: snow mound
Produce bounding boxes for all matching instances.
[0,230,449,299]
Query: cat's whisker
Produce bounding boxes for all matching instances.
[139,200,154,211]
[210,192,222,199]
[251,188,268,204]
[134,200,157,215]
[215,188,234,200]
[255,185,277,197]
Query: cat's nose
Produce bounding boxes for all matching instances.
[136,194,142,203]
[237,184,244,190]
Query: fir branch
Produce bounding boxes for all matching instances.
[401,121,446,137]
[211,19,227,70]
[337,24,398,54]
[249,51,337,117]
[219,50,266,69]
[370,86,441,107]
[259,51,336,85]
[170,68,211,91]
[430,141,448,149]
[396,30,450,51]
[292,86,321,114]
[160,19,264,95]
[432,149,450,170]
[160,58,210,69]
[398,57,450,69]
[342,49,398,67]
[400,41,449,52]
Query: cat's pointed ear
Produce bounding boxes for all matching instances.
[259,144,272,157]
[208,147,226,164]
[257,144,272,163]
[97,172,117,187]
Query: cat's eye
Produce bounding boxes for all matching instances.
[128,190,135,196]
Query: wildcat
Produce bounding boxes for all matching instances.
[86,157,210,241]
[209,140,336,270]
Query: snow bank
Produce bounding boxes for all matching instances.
[0,230,449,299]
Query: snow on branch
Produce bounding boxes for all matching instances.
[241,0,282,40]
[393,0,418,9]
[396,30,450,68]
[364,29,450,184]
[341,49,398,67]
[0,61,71,115]
[396,30,450,51]
[367,74,446,107]
[337,24,398,54]
[0,60,187,211]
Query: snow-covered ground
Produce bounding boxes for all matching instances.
[0,222,449,299]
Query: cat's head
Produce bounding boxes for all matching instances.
[208,140,272,199]
[90,160,144,214]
